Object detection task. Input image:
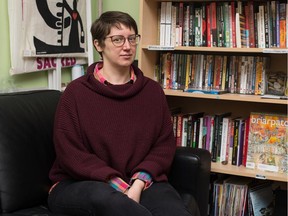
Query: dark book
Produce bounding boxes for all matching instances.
[216,3,224,47]
[236,118,245,166]
[248,180,274,216]
[201,3,207,47]
[211,112,232,162]
[185,112,205,147]
[188,2,195,46]
[231,117,241,165]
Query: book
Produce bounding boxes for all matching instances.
[246,112,288,173]
[188,3,195,46]
[242,117,250,167]
[194,7,202,47]
[185,112,205,147]
[279,3,286,48]
[210,2,217,47]
[219,116,230,163]
[248,180,274,216]
[181,115,188,147]
[221,176,252,216]
[231,117,241,165]
[247,1,255,48]
[211,112,232,162]
[236,118,246,166]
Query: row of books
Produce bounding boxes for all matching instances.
[210,175,275,216]
[158,52,269,95]
[159,1,288,48]
[171,109,287,174]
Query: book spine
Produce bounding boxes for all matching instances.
[276,1,280,47]
[264,3,270,48]
[160,2,167,46]
[248,1,255,48]
[178,2,184,46]
[209,116,215,153]
[181,116,188,147]
[231,119,240,165]
[210,2,217,47]
[236,119,245,166]
[188,3,195,46]
[220,117,229,163]
[242,117,250,166]
[223,2,230,48]
[228,118,235,165]
[212,115,222,162]
[217,3,224,47]
[206,4,211,47]
[194,7,202,47]
[198,117,204,149]
[176,114,183,146]
[279,3,286,48]
[202,3,207,47]
[183,4,190,46]
[231,1,236,48]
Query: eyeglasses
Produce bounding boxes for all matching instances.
[105,34,141,47]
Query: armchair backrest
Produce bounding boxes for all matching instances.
[0,90,61,213]
[169,147,211,216]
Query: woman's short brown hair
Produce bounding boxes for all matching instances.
[90,11,138,48]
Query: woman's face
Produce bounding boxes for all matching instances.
[94,24,137,69]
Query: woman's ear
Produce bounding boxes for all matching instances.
[94,39,103,52]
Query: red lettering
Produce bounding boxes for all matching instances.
[43,58,52,69]
[71,57,76,66]
[36,58,43,70]
[51,58,57,67]
[65,58,71,66]
[61,58,65,67]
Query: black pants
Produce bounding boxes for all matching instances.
[48,180,193,216]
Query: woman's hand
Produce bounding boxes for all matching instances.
[124,179,145,203]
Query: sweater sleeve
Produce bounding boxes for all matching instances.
[131,85,176,182]
[51,88,122,182]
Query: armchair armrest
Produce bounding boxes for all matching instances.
[168,147,211,216]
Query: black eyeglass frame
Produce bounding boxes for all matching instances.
[105,34,141,47]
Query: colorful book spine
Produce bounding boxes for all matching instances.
[279,3,286,48]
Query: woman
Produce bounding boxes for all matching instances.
[48,11,193,216]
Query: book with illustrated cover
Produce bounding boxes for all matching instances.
[246,112,288,173]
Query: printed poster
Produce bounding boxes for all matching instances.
[8,0,89,75]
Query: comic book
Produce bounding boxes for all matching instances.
[246,112,288,173]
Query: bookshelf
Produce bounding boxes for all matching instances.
[138,0,288,183]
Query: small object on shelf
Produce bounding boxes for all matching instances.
[183,89,228,95]
[265,72,287,96]
[147,45,175,50]
[261,94,288,100]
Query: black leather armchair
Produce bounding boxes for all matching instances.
[0,90,211,216]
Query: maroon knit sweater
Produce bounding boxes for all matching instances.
[49,62,176,184]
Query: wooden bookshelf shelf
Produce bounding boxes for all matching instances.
[164,89,288,105]
[211,162,288,182]
[143,45,288,54]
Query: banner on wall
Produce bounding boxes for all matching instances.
[8,0,89,75]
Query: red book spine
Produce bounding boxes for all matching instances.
[210,2,217,47]
[206,4,211,47]
[248,1,255,48]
